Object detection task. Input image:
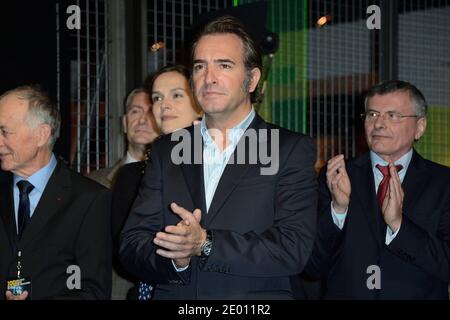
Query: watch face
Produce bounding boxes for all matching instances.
[203,241,212,256]
[201,230,213,257]
[202,238,212,257]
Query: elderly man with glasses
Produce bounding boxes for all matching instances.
[303,80,450,299]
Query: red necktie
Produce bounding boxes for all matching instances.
[376,164,403,208]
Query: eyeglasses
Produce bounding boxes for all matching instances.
[361,110,419,123]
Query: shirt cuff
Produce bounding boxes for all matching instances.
[385,225,401,245]
[330,202,348,230]
[171,259,189,272]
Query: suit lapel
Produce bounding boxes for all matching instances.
[0,171,18,248]
[352,154,383,248]
[204,157,251,226]
[106,158,125,183]
[181,162,207,217]
[19,162,71,249]
[180,125,207,216]
[401,150,427,218]
[205,115,266,226]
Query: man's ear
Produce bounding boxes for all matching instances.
[122,115,127,134]
[415,117,427,140]
[248,67,262,93]
[36,123,52,148]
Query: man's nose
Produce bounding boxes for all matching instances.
[373,114,387,128]
[138,112,151,124]
[205,67,217,85]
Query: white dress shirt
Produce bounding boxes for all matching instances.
[172,108,256,272]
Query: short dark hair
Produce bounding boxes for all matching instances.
[0,85,60,148]
[365,80,428,117]
[191,16,262,103]
[144,64,191,95]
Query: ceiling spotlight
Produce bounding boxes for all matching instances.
[150,42,165,52]
[316,15,331,27]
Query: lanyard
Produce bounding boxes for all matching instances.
[17,250,22,279]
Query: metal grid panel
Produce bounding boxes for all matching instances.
[65,0,109,174]
[398,1,450,167]
[140,0,450,169]
[307,0,379,166]
[240,0,379,168]
[238,0,309,135]
[147,0,233,72]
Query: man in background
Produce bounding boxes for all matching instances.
[0,85,111,299]
[305,80,450,299]
[88,88,159,188]
[88,88,159,300]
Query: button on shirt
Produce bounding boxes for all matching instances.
[13,154,58,233]
[201,108,256,212]
[331,149,412,245]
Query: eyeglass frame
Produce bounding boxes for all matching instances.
[360,110,420,123]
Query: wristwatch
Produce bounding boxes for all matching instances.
[200,229,213,257]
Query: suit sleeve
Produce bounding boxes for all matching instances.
[302,165,346,280]
[119,141,190,285]
[52,189,112,299]
[200,135,318,277]
[387,187,450,283]
[111,164,141,251]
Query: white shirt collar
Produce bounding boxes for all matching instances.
[370,149,413,173]
[124,151,140,164]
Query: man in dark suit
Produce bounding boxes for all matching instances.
[120,16,318,299]
[0,85,111,300]
[88,88,159,300]
[305,80,450,299]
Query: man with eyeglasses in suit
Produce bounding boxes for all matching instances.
[304,80,450,299]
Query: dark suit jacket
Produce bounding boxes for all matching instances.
[112,161,144,248]
[120,114,318,299]
[305,151,450,299]
[110,161,144,293]
[0,161,112,300]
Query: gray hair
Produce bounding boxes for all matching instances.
[364,80,427,117]
[0,85,60,148]
[124,88,148,113]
